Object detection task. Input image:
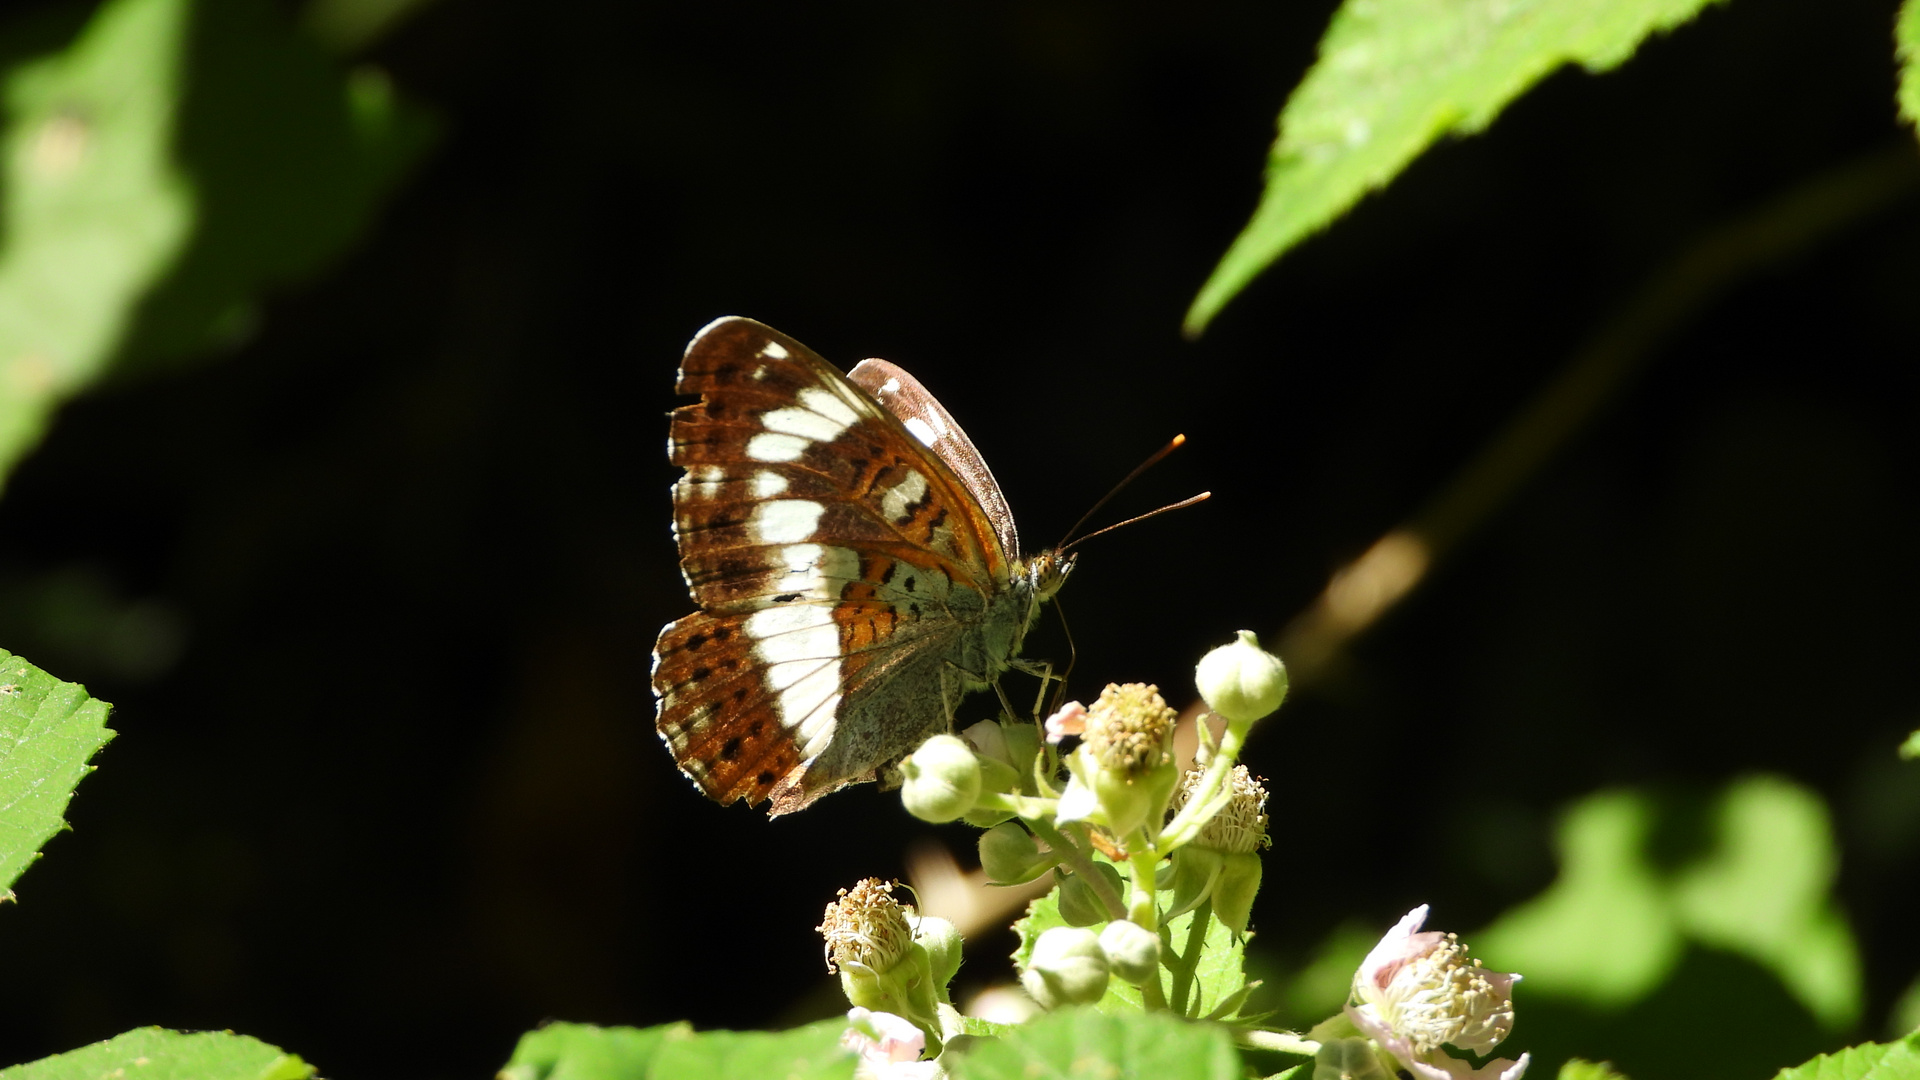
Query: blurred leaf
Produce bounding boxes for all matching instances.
[0,0,433,490]
[951,1007,1239,1080]
[0,1028,311,1080]
[498,1022,690,1080]
[0,648,113,896]
[1473,790,1680,1007]
[502,1020,850,1080]
[1185,0,1726,335]
[1900,729,1920,760]
[1772,1032,1920,1080]
[300,0,439,55]
[1894,972,1920,1038]
[643,1020,850,1080]
[0,0,193,479]
[1899,1,1920,134]
[1558,1062,1631,1080]
[1669,776,1859,1029]
[1474,778,1860,1031]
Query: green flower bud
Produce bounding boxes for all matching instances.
[1162,845,1224,922]
[1097,919,1161,985]
[979,822,1053,885]
[1194,630,1288,730]
[1055,861,1125,927]
[960,719,1024,793]
[913,915,964,995]
[1211,851,1263,934]
[1021,926,1110,1009]
[900,734,981,823]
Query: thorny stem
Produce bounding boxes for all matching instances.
[1026,817,1127,922]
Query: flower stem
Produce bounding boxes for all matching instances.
[1158,722,1245,849]
[1169,899,1212,1015]
[1026,817,1126,922]
[1239,1030,1320,1056]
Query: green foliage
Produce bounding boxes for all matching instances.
[1771,1032,1920,1080]
[1185,0,1727,335]
[0,1028,311,1080]
[1559,1061,1632,1080]
[500,1020,852,1080]
[950,1007,1239,1080]
[1474,776,1860,1030]
[0,0,433,490]
[1900,729,1920,761]
[1899,1,1920,133]
[0,648,113,896]
[1013,870,1254,1021]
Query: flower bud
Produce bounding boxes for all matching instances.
[1210,851,1263,934]
[979,822,1053,885]
[1194,630,1288,729]
[959,719,1024,793]
[900,735,981,823]
[1021,926,1110,1009]
[1097,919,1161,986]
[913,915,964,993]
[1054,862,1124,927]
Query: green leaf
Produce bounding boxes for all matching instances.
[644,1020,851,1080]
[0,0,433,490]
[0,648,114,896]
[1899,1,1920,134]
[1770,1032,1920,1080]
[1558,1061,1632,1080]
[0,1028,312,1080]
[1472,777,1861,1030]
[501,1020,851,1080]
[952,1007,1239,1080]
[1669,776,1860,1030]
[498,1021,691,1080]
[1013,870,1253,1021]
[1185,0,1728,335]
[1900,729,1920,761]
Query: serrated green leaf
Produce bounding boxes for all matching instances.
[0,0,433,490]
[952,1007,1239,1080]
[498,1021,691,1080]
[1771,1032,1920,1080]
[1185,0,1727,335]
[642,1019,852,1080]
[0,1028,312,1080]
[0,648,114,895]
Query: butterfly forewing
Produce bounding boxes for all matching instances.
[655,317,1038,814]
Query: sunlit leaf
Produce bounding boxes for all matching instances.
[1898,0,1920,135]
[951,1007,1238,1080]
[0,1028,311,1080]
[0,648,114,896]
[498,1021,690,1080]
[1670,776,1860,1030]
[0,0,433,490]
[1472,790,1681,1007]
[1771,1032,1920,1080]
[1557,1061,1631,1080]
[1185,0,1727,335]
[1899,729,1920,760]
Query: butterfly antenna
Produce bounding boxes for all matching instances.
[1060,492,1211,554]
[1057,434,1192,549]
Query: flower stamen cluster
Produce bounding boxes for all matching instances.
[818,878,914,975]
[1082,683,1176,777]
[1342,905,1528,1080]
[1172,763,1269,855]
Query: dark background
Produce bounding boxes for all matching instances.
[0,0,1917,1076]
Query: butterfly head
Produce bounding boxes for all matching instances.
[1024,548,1076,604]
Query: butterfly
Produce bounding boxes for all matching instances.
[652,317,1074,815]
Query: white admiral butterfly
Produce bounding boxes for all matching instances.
[653,317,1073,815]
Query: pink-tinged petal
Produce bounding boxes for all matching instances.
[1356,904,1431,993]
[1044,701,1087,744]
[841,1009,926,1065]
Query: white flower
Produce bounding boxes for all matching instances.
[841,1009,943,1080]
[1345,905,1529,1080]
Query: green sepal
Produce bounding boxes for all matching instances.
[1164,846,1225,922]
[1057,862,1125,926]
[1212,851,1263,934]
